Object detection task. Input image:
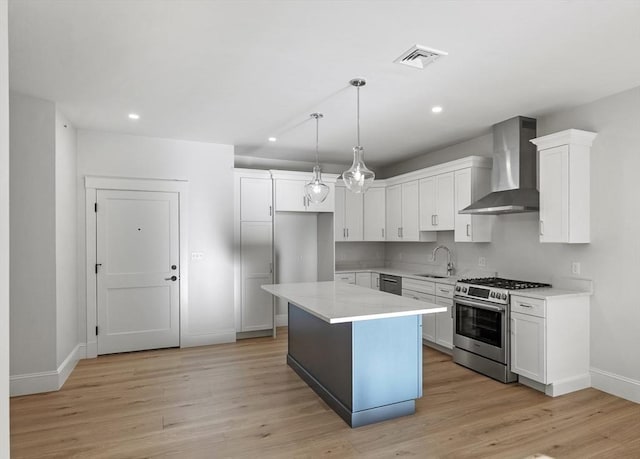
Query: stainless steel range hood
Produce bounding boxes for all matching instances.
[460,116,538,215]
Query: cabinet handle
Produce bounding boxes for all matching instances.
[439,288,449,293]
[431,215,435,226]
[451,304,454,319]
[539,220,544,236]
[343,228,346,238]
[398,227,401,237]
[466,224,471,237]
[269,205,272,217]
[382,228,385,238]
[346,228,349,238]
[435,215,439,226]
[269,262,273,273]
[519,302,534,309]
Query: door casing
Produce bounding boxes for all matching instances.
[84,176,188,359]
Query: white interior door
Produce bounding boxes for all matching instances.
[96,189,180,354]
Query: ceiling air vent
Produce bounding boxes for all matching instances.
[394,44,448,70]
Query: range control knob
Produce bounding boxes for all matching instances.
[462,287,468,293]
[502,293,508,300]
[490,292,495,298]
[455,286,461,292]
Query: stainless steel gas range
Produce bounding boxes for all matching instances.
[453,277,551,383]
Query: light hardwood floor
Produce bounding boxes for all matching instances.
[10,328,640,458]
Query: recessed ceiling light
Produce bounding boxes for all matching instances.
[128,113,140,120]
[431,106,443,113]
[268,137,277,142]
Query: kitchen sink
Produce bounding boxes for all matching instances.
[413,274,448,279]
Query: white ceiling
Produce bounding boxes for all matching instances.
[8,0,640,168]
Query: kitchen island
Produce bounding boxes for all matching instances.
[262,281,445,427]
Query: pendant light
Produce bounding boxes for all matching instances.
[304,113,330,204]
[342,78,375,193]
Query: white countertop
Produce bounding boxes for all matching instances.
[509,287,592,300]
[335,267,458,285]
[262,281,446,324]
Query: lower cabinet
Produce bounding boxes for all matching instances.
[356,272,372,288]
[402,278,454,351]
[335,272,356,284]
[510,294,590,396]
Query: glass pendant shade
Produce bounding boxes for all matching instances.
[343,146,375,193]
[343,78,375,193]
[305,165,330,203]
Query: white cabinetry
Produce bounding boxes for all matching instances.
[510,294,590,396]
[454,168,493,242]
[419,172,454,231]
[234,170,274,334]
[531,129,597,244]
[334,272,356,284]
[335,185,363,241]
[363,186,386,241]
[386,181,435,242]
[356,272,372,288]
[402,277,453,351]
[372,272,380,290]
[274,174,335,213]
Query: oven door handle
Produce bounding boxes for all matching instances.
[454,297,504,313]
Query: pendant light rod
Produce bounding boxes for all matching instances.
[350,78,366,146]
[310,112,323,166]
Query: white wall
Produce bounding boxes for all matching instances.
[55,110,77,366]
[384,86,640,402]
[0,0,11,454]
[9,92,58,376]
[77,130,236,347]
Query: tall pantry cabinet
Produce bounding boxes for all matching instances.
[234,169,274,336]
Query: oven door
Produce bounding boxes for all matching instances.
[453,297,507,364]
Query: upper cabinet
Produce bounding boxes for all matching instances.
[419,172,454,231]
[386,181,436,242]
[531,129,597,244]
[239,176,272,222]
[335,185,364,241]
[454,167,494,242]
[363,186,386,241]
[272,171,337,213]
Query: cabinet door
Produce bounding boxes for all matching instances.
[345,190,364,241]
[422,300,437,342]
[355,272,372,288]
[334,186,346,241]
[419,176,437,231]
[372,273,380,290]
[435,297,453,349]
[454,169,473,242]
[539,145,569,243]
[511,312,546,383]
[240,177,272,222]
[386,185,402,241]
[364,187,386,241]
[275,179,307,212]
[402,181,420,241]
[240,222,273,331]
[307,182,336,213]
[436,172,455,230]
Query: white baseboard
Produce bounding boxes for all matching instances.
[546,373,591,397]
[276,314,288,327]
[11,343,83,397]
[591,367,640,404]
[85,340,97,359]
[180,329,236,348]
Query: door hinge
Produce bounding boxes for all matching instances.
[94,202,98,212]
[95,326,99,336]
[95,263,102,274]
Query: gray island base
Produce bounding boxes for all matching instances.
[262,281,445,428]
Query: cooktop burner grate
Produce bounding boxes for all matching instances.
[459,277,551,290]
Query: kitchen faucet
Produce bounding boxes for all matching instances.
[432,245,455,277]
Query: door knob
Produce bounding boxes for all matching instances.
[165,276,177,281]
[171,265,177,270]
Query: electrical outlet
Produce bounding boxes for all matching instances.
[191,252,204,260]
[478,257,487,267]
[571,261,581,275]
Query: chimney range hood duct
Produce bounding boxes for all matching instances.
[460,116,538,215]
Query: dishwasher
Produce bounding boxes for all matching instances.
[379,274,402,295]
